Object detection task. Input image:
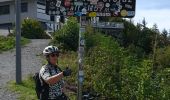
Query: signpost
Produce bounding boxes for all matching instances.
[46,0,136,99]
[78,16,86,100]
[15,0,22,84]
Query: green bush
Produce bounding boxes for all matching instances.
[0,36,15,52]
[156,46,170,69]
[84,33,125,99]
[84,31,170,99]
[0,36,29,53]
[21,19,49,39]
[84,25,98,53]
[52,17,79,51]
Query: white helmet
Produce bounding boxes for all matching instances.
[43,45,59,56]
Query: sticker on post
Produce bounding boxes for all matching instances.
[75,12,82,16]
[82,8,87,14]
[120,10,127,17]
[80,38,85,46]
[79,47,84,54]
[64,0,71,7]
[127,11,135,16]
[79,58,82,64]
[88,12,97,17]
[79,76,84,83]
[79,71,84,76]
[56,0,62,7]
[90,0,98,5]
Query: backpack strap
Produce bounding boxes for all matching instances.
[48,64,63,75]
[55,65,62,72]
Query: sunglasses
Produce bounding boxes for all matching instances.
[50,53,59,57]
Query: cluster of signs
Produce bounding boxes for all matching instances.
[46,0,136,18]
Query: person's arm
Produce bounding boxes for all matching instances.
[40,67,71,85]
[40,67,63,85]
[45,72,64,85]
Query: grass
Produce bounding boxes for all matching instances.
[0,36,30,53]
[59,51,78,100]
[8,75,37,100]
[58,51,78,84]
[8,52,77,100]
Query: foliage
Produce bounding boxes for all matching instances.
[121,19,155,56]
[85,33,124,99]
[21,19,49,39]
[84,31,170,99]
[58,51,77,83]
[8,75,37,100]
[84,25,98,53]
[0,36,30,53]
[156,46,170,69]
[103,18,170,58]
[158,29,170,48]
[52,17,79,51]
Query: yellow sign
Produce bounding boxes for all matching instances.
[88,12,97,17]
[120,10,127,17]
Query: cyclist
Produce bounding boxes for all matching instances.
[39,46,72,100]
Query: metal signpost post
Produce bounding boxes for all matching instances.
[46,0,136,99]
[78,16,86,100]
[15,0,22,84]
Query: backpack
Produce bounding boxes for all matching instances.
[33,66,62,100]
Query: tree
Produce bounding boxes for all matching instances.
[162,29,168,38]
[160,29,169,47]
[142,18,147,28]
[52,17,79,51]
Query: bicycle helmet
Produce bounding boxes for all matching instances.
[43,45,59,56]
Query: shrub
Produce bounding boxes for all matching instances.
[84,25,98,53]
[52,17,79,51]
[0,36,29,53]
[84,33,125,99]
[84,31,170,99]
[156,46,170,69]
[0,36,15,52]
[21,19,49,39]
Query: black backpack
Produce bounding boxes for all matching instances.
[33,66,62,100]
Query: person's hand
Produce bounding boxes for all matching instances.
[63,67,72,77]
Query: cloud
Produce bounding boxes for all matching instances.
[134,0,170,31]
[134,9,170,31]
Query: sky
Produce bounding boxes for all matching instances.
[134,0,170,31]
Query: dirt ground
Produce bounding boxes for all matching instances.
[0,39,50,100]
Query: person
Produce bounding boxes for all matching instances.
[39,46,72,100]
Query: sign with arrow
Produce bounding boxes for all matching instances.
[46,0,136,18]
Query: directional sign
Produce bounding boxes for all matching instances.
[91,22,124,29]
[46,0,136,18]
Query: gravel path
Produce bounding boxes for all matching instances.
[0,39,50,100]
